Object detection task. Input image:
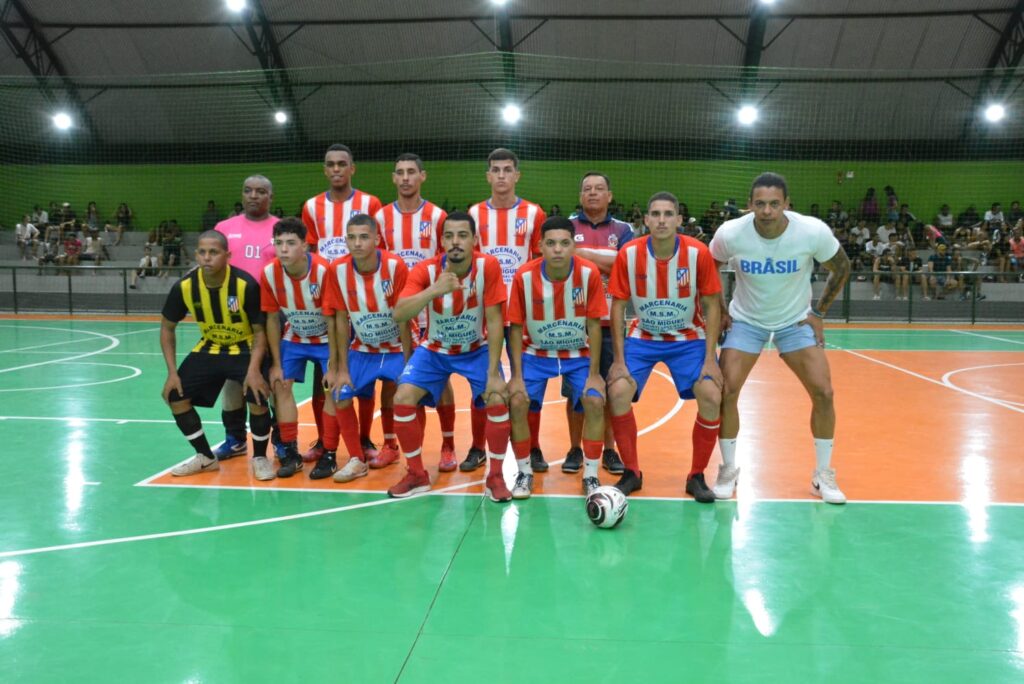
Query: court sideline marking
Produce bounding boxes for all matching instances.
[950,329,1024,346]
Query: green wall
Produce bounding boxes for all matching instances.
[3,160,1022,229]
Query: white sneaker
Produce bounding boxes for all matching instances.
[811,467,847,504]
[334,456,369,483]
[171,453,219,477]
[872,294,881,300]
[251,456,276,481]
[713,464,740,499]
[511,472,533,499]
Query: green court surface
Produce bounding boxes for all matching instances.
[0,318,1022,683]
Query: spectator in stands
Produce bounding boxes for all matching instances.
[114,202,133,245]
[80,227,105,267]
[85,201,100,231]
[550,203,563,217]
[1008,201,1023,226]
[924,243,958,300]
[859,187,879,223]
[982,230,1011,283]
[16,214,39,260]
[32,204,48,228]
[62,231,82,268]
[703,201,722,228]
[809,203,821,219]
[201,200,221,230]
[950,247,983,300]
[159,221,184,276]
[678,202,691,225]
[892,221,916,249]
[923,223,947,250]
[148,221,168,249]
[129,245,160,289]
[892,243,915,301]
[36,236,60,272]
[827,200,849,228]
[1008,223,1024,281]
[883,186,899,222]
[958,204,980,228]
[934,204,955,233]
[231,201,244,217]
[876,219,896,244]
[871,246,897,300]
[723,198,741,219]
[984,202,1005,233]
[864,232,888,262]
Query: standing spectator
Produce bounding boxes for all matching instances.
[85,201,100,231]
[201,200,221,231]
[114,203,133,245]
[883,186,899,222]
[129,246,160,289]
[1007,224,1024,281]
[16,215,39,260]
[859,187,879,223]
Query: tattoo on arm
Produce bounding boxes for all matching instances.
[817,248,851,313]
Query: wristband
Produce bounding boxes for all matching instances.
[809,307,825,318]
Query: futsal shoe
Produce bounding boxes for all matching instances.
[361,437,379,462]
[685,473,716,503]
[213,435,247,461]
[511,472,534,500]
[602,449,625,474]
[582,476,601,497]
[277,445,304,478]
[370,444,400,469]
[387,470,431,498]
[309,452,337,480]
[613,469,643,497]
[334,456,370,483]
[561,446,584,473]
[438,444,458,472]
[303,440,325,463]
[459,446,488,472]
[251,456,276,481]
[530,447,549,473]
[811,467,847,505]
[485,474,513,503]
[713,465,740,499]
[171,454,219,477]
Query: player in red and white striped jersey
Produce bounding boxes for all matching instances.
[464,148,548,474]
[322,214,417,484]
[506,216,608,499]
[374,153,458,471]
[300,144,383,464]
[606,192,724,502]
[386,212,513,501]
[260,218,336,480]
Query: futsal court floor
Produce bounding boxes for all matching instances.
[0,316,1022,682]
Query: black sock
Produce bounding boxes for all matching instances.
[222,408,247,442]
[175,409,214,458]
[250,411,272,458]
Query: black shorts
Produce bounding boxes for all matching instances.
[168,351,270,407]
[559,326,614,402]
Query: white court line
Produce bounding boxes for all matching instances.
[949,329,1024,346]
[0,362,142,393]
[941,362,1024,408]
[0,326,124,373]
[0,325,158,355]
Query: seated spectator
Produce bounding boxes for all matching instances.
[1008,223,1024,282]
[982,231,1011,283]
[892,243,918,301]
[159,221,184,276]
[924,243,958,300]
[896,203,916,226]
[80,228,106,266]
[36,237,62,273]
[679,202,691,224]
[31,204,48,228]
[723,198,741,219]
[129,246,160,289]
[703,201,722,227]
[958,204,980,228]
[15,215,39,260]
[934,204,955,232]
[877,220,896,244]
[114,202,133,245]
[201,200,221,231]
[147,221,168,248]
[864,234,887,261]
[871,247,897,300]
[984,203,1005,234]
[62,232,82,268]
[85,201,100,231]
[923,223,947,250]
[1008,201,1023,226]
[950,247,983,300]
[892,221,916,249]
[625,202,642,223]
[826,200,849,228]
[549,203,563,217]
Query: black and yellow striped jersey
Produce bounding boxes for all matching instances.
[162,265,265,355]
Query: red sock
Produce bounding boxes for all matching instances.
[280,421,298,444]
[527,409,541,450]
[610,410,640,473]
[437,404,456,449]
[689,415,721,477]
[380,407,397,447]
[582,438,603,462]
[511,437,531,461]
[358,396,376,441]
[311,393,325,442]
[335,406,364,460]
[485,404,511,457]
[470,404,487,450]
[322,410,339,452]
[418,406,427,442]
[394,404,425,474]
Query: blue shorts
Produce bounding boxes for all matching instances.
[625,337,707,401]
[398,345,497,408]
[720,319,816,355]
[334,350,406,402]
[280,340,330,383]
[523,355,596,413]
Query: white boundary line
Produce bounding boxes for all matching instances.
[949,329,1024,346]
[0,325,155,374]
[941,362,1024,408]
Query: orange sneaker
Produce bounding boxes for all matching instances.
[370,444,399,469]
[387,470,431,498]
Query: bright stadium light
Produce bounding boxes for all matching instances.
[225,0,246,12]
[492,0,509,5]
[274,110,288,124]
[502,103,522,124]
[984,103,1006,123]
[759,0,777,5]
[737,105,759,126]
[52,112,72,130]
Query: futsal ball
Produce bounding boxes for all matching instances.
[586,486,628,529]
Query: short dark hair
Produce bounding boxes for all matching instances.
[580,171,611,191]
[347,213,378,232]
[647,191,679,210]
[326,143,353,160]
[445,210,476,234]
[395,153,423,171]
[487,148,519,170]
[197,230,228,249]
[541,215,575,237]
[750,172,789,199]
[273,217,306,241]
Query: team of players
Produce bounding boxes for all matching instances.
[161,149,851,505]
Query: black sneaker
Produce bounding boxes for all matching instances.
[309,451,337,480]
[562,446,584,473]
[530,447,549,473]
[276,444,304,478]
[459,446,487,472]
[602,448,625,474]
[685,473,715,503]
[614,469,643,496]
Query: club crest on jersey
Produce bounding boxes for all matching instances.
[574,234,585,242]
[418,221,433,239]
[227,296,239,313]
[572,287,585,306]
[381,279,393,298]
[676,268,690,287]
[515,217,528,236]
[608,234,619,248]
[308,283,320,299]
[350,209,363,218]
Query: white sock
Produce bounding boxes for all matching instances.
[516,457,532,475]
[814,438,834,471]
[719,438,738,467]
[583,457,599,479]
